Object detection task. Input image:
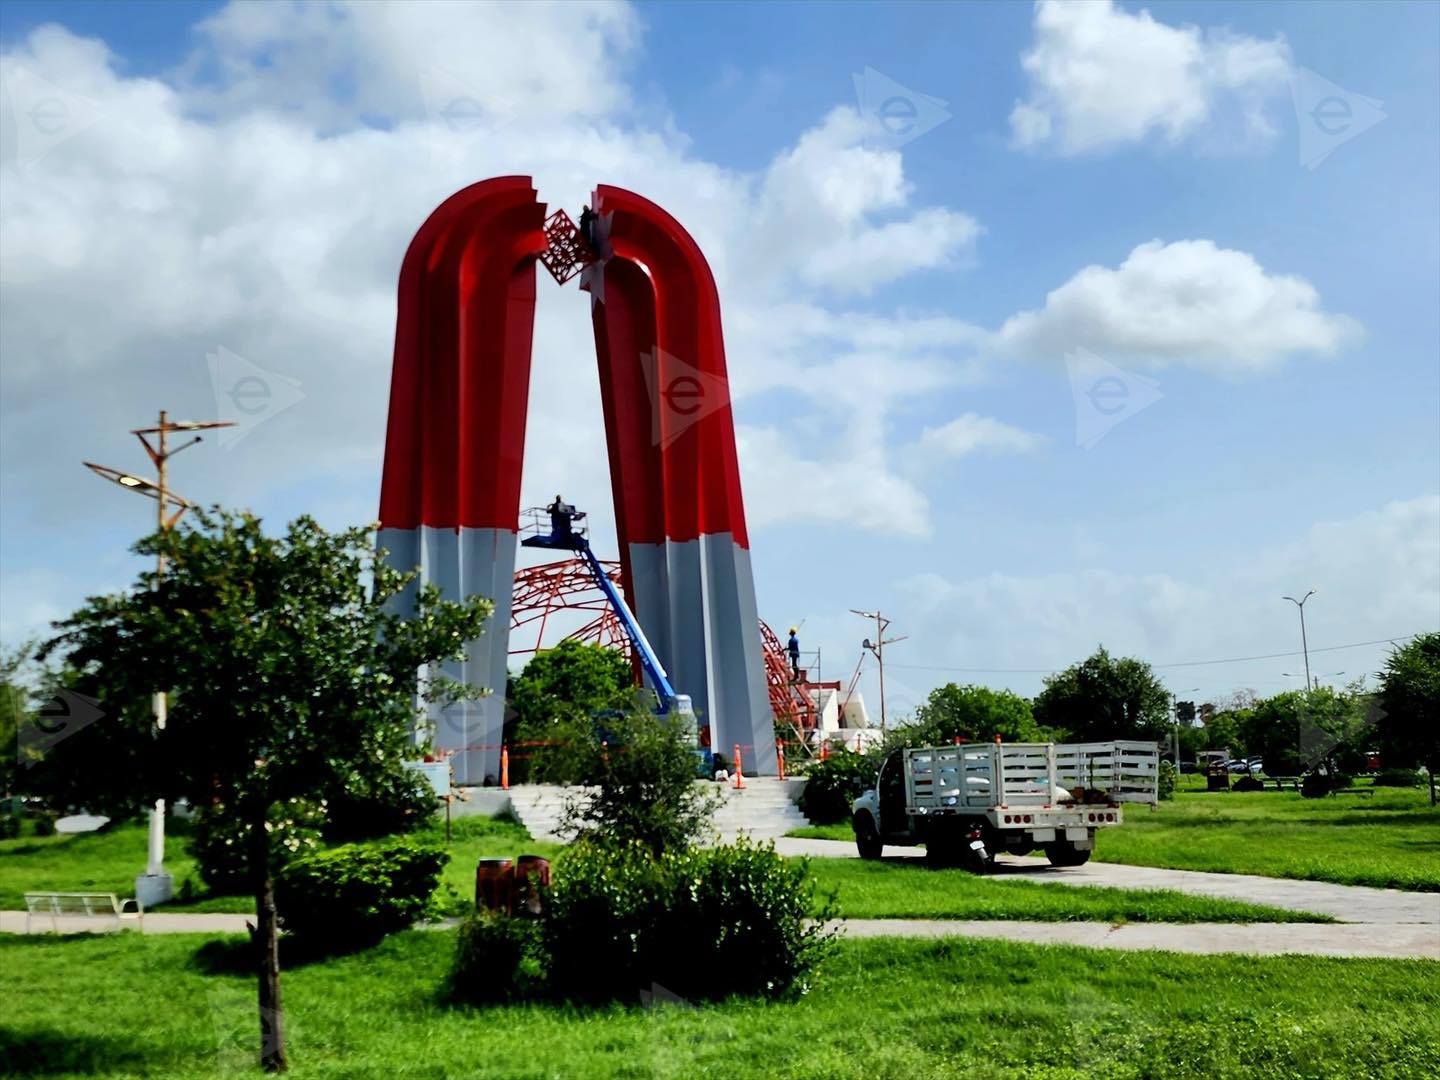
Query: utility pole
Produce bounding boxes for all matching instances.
[851,609,906,731]
[1282,590,1316,691]
[85,410,233,907]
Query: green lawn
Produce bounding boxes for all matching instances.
[3,930,1436,1078]
[0,814,559,916]
[789,782,1440,891]
[807,857,1329,922]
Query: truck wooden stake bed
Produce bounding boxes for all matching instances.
[851,741,1160,870]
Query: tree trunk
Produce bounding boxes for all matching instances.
[251,810,288,1072]
[1429,766,1436,807]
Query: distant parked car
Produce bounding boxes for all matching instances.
[1227,759,1263,775]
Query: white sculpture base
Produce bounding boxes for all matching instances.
[134,872,173,908]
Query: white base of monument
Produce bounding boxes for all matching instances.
[134,872,173,908]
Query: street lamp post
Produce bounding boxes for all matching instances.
[1282,590,1316,691]
[85,410,232,908]
[850,609,906,731]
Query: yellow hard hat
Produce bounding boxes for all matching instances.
[788,626,798,634]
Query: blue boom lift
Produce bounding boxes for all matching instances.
[520,499,705,757]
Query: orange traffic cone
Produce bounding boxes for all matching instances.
[733,743,745,789]
[776,740,786,781]
[500,744,510,790]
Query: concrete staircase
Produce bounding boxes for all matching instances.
[505,778,809,843]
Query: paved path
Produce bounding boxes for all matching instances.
[775,837,1440,926]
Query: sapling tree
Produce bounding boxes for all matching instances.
[37,508,491,1072]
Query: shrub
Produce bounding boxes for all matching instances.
[187,797,324,893]
[1232,775,1264,792]
[321,765,437,844]
[32,811,56,836]
[1373,767,1423,788]
[655,839,836,1001]
[561,709,719,857]
[542,839,665,1000]
[535,836,833,1003]
[277,838,448,950]
[1157,760,1178,800]
[448,909,545,1005]
[797,749,876,824]
[1301,772,1353,799]
[0,811,19,839]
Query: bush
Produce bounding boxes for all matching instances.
[1301,772,1353,799]
[321,766,437,844]
[1157,760,1178,800]
[655,839,835,1000]
[0,811,19,839]
[1373,767,1423,788]
[187,797,325,893]
[542,839,666,1000]
[32,811,56,836]
[532,837,833,1004]
[561,709,719,857]
[277,838,448,950]
[448,909,545,1005]
[1232,775,1264,792]
[797,749,876,824]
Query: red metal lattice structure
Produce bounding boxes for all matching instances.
[510,557,819,747]
[537,209,596,285]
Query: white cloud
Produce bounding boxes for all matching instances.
[1010,0,1291,155]
[893,495,1440,703]
[916,413,1044,461]
[0,3,989,640]
[994,239,1360,372]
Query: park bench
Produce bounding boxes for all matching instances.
[24,892,144,934]
[1268,776,1301,791]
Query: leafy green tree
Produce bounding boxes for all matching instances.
[1377,633,1440,804]
[1201,708,1248,758]
[560,708,718,857]
[1032,646,1171,742]
[899,683,1040,746]
[1241,686,1373,778]
[506,640,634,783]
[37,508,491,1072]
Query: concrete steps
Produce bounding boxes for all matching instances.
[504,778,809,843]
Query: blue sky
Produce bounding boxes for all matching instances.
[1,0,1436,717]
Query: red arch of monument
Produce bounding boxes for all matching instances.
[377,176,775,783]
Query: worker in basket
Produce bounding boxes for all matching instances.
[547,494,584,543]
[787,626,801,682]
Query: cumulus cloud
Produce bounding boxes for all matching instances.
[994,239,1360,372]
[1010,0,1291,155]
[0,0,988,631]
[894,495,1440,701]
[916,413,1044,461]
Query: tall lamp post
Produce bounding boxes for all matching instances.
[85,410,233,907]
[850,609,906,731]
[1282,589,1316,691]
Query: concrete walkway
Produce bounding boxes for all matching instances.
[775,837,1440,927]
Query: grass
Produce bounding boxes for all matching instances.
[2,929,1436,1078]
[788,780,1440,892]
[0,814,560,916]
[806,857,1330,922]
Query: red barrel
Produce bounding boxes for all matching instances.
[514,854,551,915]
[475,857,514,914]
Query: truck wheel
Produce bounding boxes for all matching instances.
[853,814,883,860]
[1044,841,1092,867]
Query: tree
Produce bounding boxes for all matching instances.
[1377,633,1440,804]
[1241,686,1373,779]
[505,640,633,783]
[560,708,718,857]
[898,683,1040,746]
[37,509,491,1072]
[1032,646,1171,742]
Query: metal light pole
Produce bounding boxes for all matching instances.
[851,609,906,731]
[1282,589,1316,691]
[85,410,233,907]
